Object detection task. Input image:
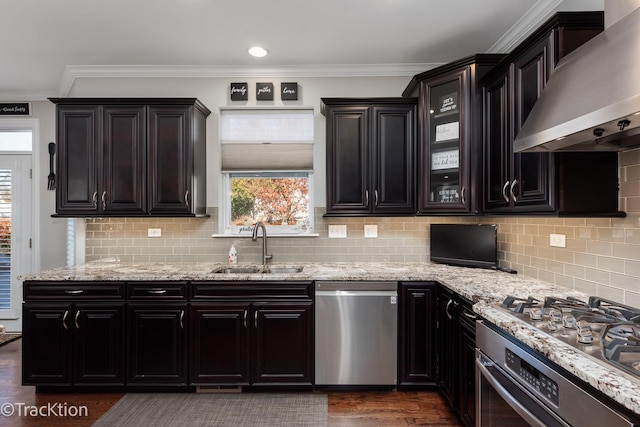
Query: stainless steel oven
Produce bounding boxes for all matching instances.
[476,320,640,427]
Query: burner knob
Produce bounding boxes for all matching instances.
[562,314,577,329]
[529,307,543,321]
[577,323,594,344]
[549,309,562,323]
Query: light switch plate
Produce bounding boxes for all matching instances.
[328,225,347,238]
[148,228,162,238]
[549,233,566,248]
[364,224,378,238]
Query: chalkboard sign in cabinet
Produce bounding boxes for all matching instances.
[50,98,210,217]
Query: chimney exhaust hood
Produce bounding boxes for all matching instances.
[513,6,640,152]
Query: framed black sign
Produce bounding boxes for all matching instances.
[0,102,30,116]
[256,82,274,101]
[281,82,298,100]
[230,83,248,101]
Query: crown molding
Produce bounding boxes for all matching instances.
[58,63,442,97]
[487,0,564,53]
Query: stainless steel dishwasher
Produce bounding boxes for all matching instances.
[315,281,397,386]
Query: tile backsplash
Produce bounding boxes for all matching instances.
[85,149,640,305]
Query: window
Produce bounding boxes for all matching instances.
[0,170,10,310]
[222,172,313,235]
[219,109,315,236]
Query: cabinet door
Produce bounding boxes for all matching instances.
[399,283,436,385]
[372,104,416,214]
[511,36,554,212]
[437,290,457,408]
[56,105,100,215]
[190,303,251,385]
[148,106,193,215]
[458,316,477,427]
[325,105,370,214]
[102,106,147,214]
[483,73,512,212]
[420,70,470,213]
[252,302,313,385]
[127,303,188,385]
[73,303,125,385]
[22,303,72,385]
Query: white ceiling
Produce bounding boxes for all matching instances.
[1,0,603,100]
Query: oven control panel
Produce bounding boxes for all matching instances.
[505,348,559,406]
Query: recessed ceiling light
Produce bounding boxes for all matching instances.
[248,46,268,58]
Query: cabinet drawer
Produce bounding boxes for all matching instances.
[127,282,188,300]
[190,281,313,300]
[23,281,124,301]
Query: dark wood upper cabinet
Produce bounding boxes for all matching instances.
[481,12,620,216]
[322,98,417,216]
[50,98,210,217]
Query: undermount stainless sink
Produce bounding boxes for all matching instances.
[212,265,304,274]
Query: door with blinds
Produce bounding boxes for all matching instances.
[0,155,31,324]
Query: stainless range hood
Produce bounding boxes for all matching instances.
[513,6,640,152]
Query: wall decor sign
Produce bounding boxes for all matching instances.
[0,102,30,116]
[230,83,248,101]
[437,92,458,115]
[435,121,459,142]
[256,82,274,101]
[281,82,298,100]
[431,149,459,171]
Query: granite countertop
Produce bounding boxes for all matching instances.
[19,261,640,415]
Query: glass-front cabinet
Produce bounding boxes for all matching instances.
[422,71,467,212]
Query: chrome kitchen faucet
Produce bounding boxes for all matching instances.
[251,221,273,266]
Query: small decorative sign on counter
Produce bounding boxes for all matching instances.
[432,149,459,171]
[281,82,298,100]
[230,83,248,101]
[256,82,274,101]
[0,102,30,116]
[435,121,459,142]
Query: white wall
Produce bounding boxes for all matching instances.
[67,75,412,208]
[604,0,640,27]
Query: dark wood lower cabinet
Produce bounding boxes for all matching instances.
[458,303,477,427]
[127,303,188,385]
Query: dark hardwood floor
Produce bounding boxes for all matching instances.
[0,339,461,426]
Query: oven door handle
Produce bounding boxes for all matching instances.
[476,357,551,427]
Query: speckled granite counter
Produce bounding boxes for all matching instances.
[19,261,640,415]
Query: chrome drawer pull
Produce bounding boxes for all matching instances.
[148,289,167,294]
[65,289,84,294]
[462,309,477,320]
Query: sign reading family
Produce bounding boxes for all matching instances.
[0,102,30,116]
[230,83,248,101]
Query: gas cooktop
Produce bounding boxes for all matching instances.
[499,295,640,379]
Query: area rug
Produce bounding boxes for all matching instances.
[93,392,328,427]
[0,333,20,347]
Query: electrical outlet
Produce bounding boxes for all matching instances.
[549,233,566,248]
[364,224,378,238]
[328,225,347,238]
[148,228,162,238]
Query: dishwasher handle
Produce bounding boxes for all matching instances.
[315,281,397,292]
[316,290,397,297]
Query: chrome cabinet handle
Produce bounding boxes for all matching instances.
[148,289,167,294]
[445,299,453,320]
[460,186,466,205]
[510,180,518,202]
[502,181,510,203]
[254,311,258,329]
[365,190,369,206]
[75,310,81,329]
[462,309,477,320]
[65,289,84,294]
[244,310,248,329]
[184,191,189,208]
[101,191,107,210]
[374,190,379,207]
[62,310,69,330]
[92,191,97,208]
[180,310,184,329]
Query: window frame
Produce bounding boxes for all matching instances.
[220,171,314,236]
